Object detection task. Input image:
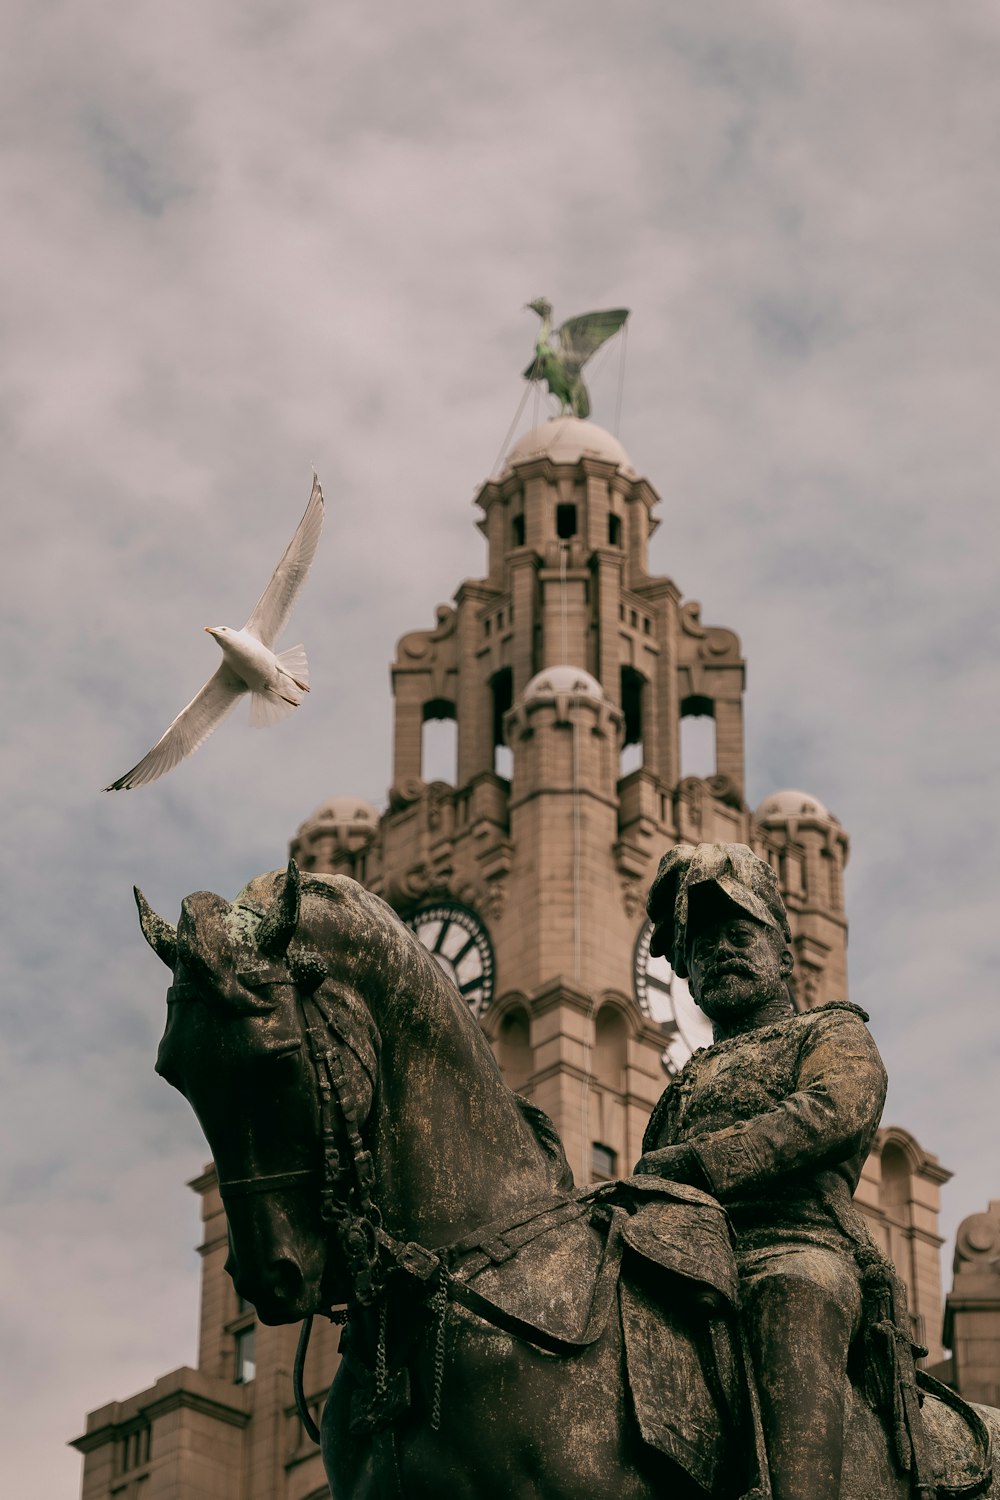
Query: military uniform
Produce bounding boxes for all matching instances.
[643,999,888,1500]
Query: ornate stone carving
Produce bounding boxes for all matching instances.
[678,601,740,660]
[621,880,644,919]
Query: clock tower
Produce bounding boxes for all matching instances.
[289,414,853,1184]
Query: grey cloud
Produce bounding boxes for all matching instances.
[83,112,191,218]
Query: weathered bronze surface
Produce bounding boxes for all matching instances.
[137,854,999,1498]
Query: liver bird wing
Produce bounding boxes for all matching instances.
[557,308,629,377]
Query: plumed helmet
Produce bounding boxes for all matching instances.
[646,842,791,978]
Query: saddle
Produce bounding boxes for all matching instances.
[440,1175,753,1495]
[592,1176,756,1496]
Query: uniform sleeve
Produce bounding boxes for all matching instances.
[689,1013,887,1199]
[641,1077,681,1154]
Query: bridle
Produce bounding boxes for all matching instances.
[216,956,383,1279]
[217,1167,321,1197]
[217,964,390,1442]
[217,955,622,1450]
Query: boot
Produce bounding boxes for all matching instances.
[743,1272,855,1500]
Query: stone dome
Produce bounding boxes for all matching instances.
[755,789,835,825]
[522,665,606,705]
[504,417,634,475]
[296,796,380,836]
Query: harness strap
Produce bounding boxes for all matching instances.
[369,1196,586,1286]
[338,1203,623,1445]
[444,1198,587,1276]
[445,1207,625,1356]
[219,1167,319,1198]
[443,1195,583,1262]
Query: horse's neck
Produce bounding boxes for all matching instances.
[370,962,560,1248]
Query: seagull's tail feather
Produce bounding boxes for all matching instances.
[250,689,301,728]
[276,643,309,692]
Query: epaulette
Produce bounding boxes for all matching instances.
[810,1000,871,1023]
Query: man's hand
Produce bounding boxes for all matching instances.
[633,1144,708,1188]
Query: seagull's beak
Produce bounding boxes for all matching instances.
[204,626,217,638]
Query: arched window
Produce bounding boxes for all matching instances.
[421,699,457,784]
[556,503,578,539]
[680,694,716,779]
[234,1325,256,1384]
[512,513,525,548]
[608,513,622,547]
[490,668,513,780]
[620,667,645,777]
[591,1142,618,1180]
[880,1142,913,1212]
[594,1005,628,1091]
[496,1007,531,1090]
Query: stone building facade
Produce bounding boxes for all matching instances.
[73,416,975,1498]
[942,1201,1000,1405]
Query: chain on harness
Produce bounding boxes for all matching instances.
[291,973,452,1443]
[286,963,609,1449]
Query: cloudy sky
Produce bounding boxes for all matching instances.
[3,1,1000,1492]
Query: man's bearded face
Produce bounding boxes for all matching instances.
[685,896,791,1024]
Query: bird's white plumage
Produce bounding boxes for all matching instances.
[244,475,325,648]
[248,688,299,728]
[105,476,325,791]
[107,665,246,790]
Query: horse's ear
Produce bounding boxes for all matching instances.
[256,859,301,958]
[134,887,178,969]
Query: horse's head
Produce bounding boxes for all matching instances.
[138,862,379,1324]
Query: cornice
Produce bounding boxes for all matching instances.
[70,1370,252,1452]
[529,975,595,1019]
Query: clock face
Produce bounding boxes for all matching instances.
[405,903,495,1018]
[632,918,714,1075]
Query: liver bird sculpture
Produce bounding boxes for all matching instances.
[523,299,629,419]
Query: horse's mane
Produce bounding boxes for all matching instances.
[298,877,575,1189]
[514,1096,574,1193]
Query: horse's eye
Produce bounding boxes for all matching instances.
[249,1039,303,1065]
[270,1040,303,1060]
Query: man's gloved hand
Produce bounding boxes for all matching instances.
[633,1143,709,1189]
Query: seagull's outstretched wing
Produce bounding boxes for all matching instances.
[244,475,325,649]
[104,664,245,791]
[558,308,629,377]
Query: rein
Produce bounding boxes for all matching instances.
[218,1167,319,1196]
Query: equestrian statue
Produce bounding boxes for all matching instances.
[134,843,996,1498]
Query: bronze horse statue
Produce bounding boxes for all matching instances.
[138,863,998,1499]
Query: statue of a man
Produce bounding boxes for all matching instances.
[635,843,888,1500]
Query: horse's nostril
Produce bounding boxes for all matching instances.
[269,1255,305,1304]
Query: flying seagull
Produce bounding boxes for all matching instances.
[523,299,629,420]
[105,474,325,791]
